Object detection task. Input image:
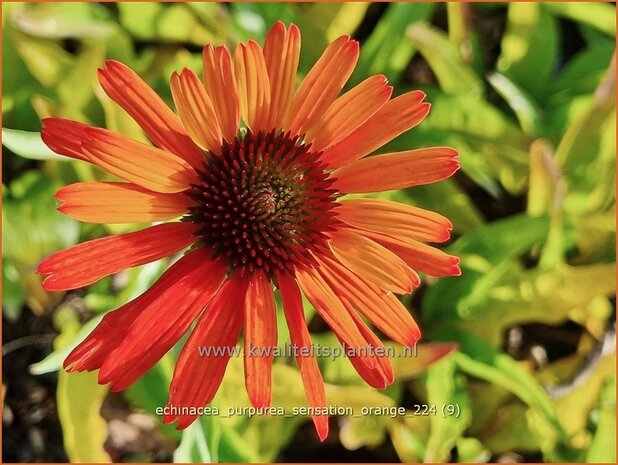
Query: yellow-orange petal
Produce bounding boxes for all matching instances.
[98,60,204,168]
[202,45,240,142]
[81,127,198,193]
[336,198,452,243]
[328,229,419,294]
[37,222,197,291]
[235,40,272,132]
[284,35,359,137]
[331,147,460,194]
[55,182,189,224]
[306,75,392,152]
[263,22,301,129]
[321,91,429,169]
[277,271,329,441]
[315,254,420,347]
[244,270,277,408]
[170,68,222,153]
[41,118,90,161]
[362,230,461,277]
[295,266,376,368]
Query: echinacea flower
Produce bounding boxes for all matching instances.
[38,21,460,440]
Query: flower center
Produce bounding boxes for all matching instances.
[186,130,338,277]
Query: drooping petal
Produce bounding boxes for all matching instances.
[306,75,392,152]
[284,35,359,137]
[98,60,204,168]
[170,68,223,153]
[202,45,240,142]
[295,266,376,369]
[321,91,430,169]
[331,147,460,194]
[328,229,419,294]
[99,250,228,391]
[38,222,197,291]
[164,275,248,429]
[335,198,452,243]
[277,271,329,441]
[81,127,198,193]
[315,254,420,347]
[360,230,461,277]
[263,21,301,129]
[340,300,394,389]
[64,248,211,373]
[243,270,277,408]
[235,40,272,132]
[41,118,90,161]
[55,182,189,224]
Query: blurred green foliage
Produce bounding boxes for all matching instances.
[2,2,616,463]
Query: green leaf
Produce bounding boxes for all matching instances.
[351,3,435,84]
[3,172,80,270]
[555,57,616,216]
[586,375,616,462]
[549,41,615,102]
[498,3,559,100]
[117,3,163,40]
[487,72,541,135]
[407,23,483,96]
[2,127,66,160]
[30,314,103,375]
[9,2,115,39]
[13,33,73,88]
[174,420,212,463]
[2,258,25,321]
[433,331,566,439]
[456,437,491,462]
[424,356,471,462]
[544,2,616,37]
[422,214,550,322]
[54,306,110,463]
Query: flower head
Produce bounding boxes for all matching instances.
[38,22,460,440]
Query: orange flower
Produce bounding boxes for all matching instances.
[38,22,460,440]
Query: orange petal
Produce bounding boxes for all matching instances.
[306,75,392,152]
[235,40,272,132]
[315,254,420,347]
[55,182,189,224]
[284,35,359,137]
[341,300,395,389]
[98,60,204,168]
[170,68,223,153]
[295,265,376,369]
[41,118,90,161]
[331,147,460,194]
[38,222,197,291]
[328,229,419,294]
[277,271,329,441]
[362,230,461,277]
[321,90,430,169]
[99,250,228,391]
[164,275,248,429]
[263,22,301,129]
[81,127,198,193]
[202,45,240,142]
[336,198,452,243]
[244,270,277,408]
[64,248,210,374]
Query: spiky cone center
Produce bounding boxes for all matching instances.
[186,130,339,277]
